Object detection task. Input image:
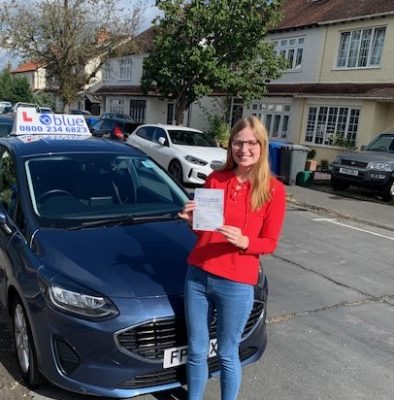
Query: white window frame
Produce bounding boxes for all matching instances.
[304,106,360,147]
[336,26,386,69]
[102,61,111,82]
[251,102,291,139]
[272,36,304,71]
[119,58,132,80]
[109,98,125,114]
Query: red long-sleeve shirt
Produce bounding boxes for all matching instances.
[187,170,286,285]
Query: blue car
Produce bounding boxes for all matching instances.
[0,133,268,398]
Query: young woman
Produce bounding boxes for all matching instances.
[178,116,286,400]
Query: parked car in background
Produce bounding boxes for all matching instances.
[0,115,14,137]
[0,123,268,398]
[330,132,394,201]
[90,116,140,141]
[38,106,53,114]
[0,101,13,114]
[127,124,227,184]
[11,102,40,112]
[69,109,91,115]
[101,112,136,121]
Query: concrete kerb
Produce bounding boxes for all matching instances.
[286,194,394,233]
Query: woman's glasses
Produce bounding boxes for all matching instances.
[231,140,260,150]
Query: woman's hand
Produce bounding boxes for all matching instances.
[178,200,197,226]
[218,225,249,250]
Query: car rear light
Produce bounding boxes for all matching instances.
[113,126,125,140]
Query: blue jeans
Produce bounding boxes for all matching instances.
[184,266,254,400]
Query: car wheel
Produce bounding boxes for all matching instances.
[381,179,394,202]
[168,160,183,183]
[12,298,43,387]
[331,176,350,191]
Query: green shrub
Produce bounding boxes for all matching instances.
[207,115,230,148]
[307,149,316,159]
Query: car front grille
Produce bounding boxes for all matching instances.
[341,159,368,168]
[117,301,264,362]
[118,347,257,388]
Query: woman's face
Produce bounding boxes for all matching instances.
[231,126,261,169]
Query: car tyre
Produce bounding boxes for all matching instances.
[12,298,43,387]
[168,160,183,183]
[381,179,394,202]
[331,176,350,191]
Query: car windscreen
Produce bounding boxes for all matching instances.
[365,135,394,152]
[168,130,217,147]
[25,153,188,229]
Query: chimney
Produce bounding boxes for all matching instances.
[96,28,110,45]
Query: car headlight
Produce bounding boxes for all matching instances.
[367,162,391,171]
[47,286,117,319]
[38,269,118,320]
[184,155,208,166]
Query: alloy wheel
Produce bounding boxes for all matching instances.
[14,303,30,373]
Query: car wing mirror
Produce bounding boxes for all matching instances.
[0,210,12,235]
[158,137,167,146]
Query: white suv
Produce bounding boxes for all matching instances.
[127,124,227,184]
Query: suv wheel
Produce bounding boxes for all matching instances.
[331,176,350,191]
[381,179,394,202]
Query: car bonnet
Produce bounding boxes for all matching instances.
[34,220,196,298]
[341,151,394,163]
[172,144,227,161]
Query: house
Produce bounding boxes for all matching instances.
[10,28,116,114]
[96,0,394,155]
[241,0,394,163]
[12,61,49,91]
[94,27,227,131]
[11,59,101,114]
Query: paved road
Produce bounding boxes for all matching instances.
[1,199,393,400]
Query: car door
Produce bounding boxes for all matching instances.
[149,127,172,168]
[127,126,157,156]
[0,147,20,304]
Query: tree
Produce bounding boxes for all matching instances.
[0,0,144,111]
[141,0,286,125]
[0,69,33,103]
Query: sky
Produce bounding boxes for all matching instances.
[0,0,160,71]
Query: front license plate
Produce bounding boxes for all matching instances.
[339,167,358,176]
[163,338,217,368]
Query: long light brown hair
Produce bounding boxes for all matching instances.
[221,116,272,210]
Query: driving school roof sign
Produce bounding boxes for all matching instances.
[13,107,92,138]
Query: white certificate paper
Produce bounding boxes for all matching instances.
[193,188,224,231]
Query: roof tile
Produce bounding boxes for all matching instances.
[272,0,394,31]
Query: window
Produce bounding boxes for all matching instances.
[109,98,125,114]
[102,61,111,81]
[252,102,291,139]
[136,126,155,141]
[337,27,385,68]
[305,106,360,146]
[273,36,304,70]
[130,99,146,123]
[119,58,132,80]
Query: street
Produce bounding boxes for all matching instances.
[0,202,393,400]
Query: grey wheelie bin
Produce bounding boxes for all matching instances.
[279,144,309,185]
